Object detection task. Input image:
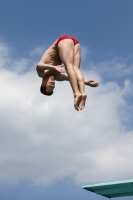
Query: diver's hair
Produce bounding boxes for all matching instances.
[40,85,53,96]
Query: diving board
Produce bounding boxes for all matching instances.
[82,179,133,198]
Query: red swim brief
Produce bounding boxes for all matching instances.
[56,35,79,46]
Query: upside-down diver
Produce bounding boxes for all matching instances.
[36,35,99,111]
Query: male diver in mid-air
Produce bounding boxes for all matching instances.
[36,35,99,111]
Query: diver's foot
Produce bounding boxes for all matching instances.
[79,94,87,110]
[74,93,82,111]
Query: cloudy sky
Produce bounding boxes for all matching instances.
[0,0,133,200]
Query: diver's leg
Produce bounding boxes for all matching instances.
[58,39,82,111]
[74,43,87,110]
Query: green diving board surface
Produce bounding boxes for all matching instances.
[82,179,133,198]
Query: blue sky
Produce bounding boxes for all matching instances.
[0,0,133,200]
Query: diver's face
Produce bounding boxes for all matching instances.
[45,76,55,92]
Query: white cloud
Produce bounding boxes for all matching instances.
[0,41,32,73]
[81,45,91,60]
[0,41,133,188]
[88,56,133,78]
[29,46,47,57]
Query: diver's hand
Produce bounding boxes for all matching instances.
[54,65,65,73]
[85,80,99,87]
